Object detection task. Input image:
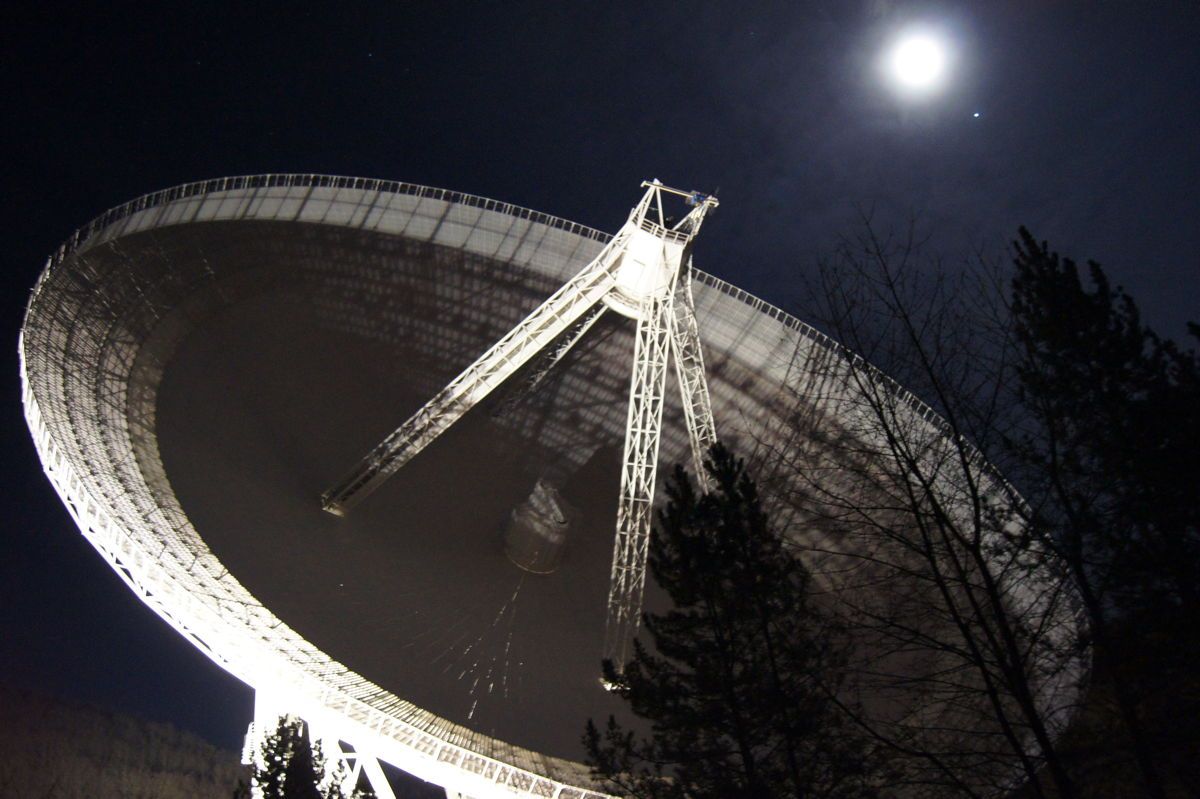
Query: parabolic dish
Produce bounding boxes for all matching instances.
[20,176,1086,797]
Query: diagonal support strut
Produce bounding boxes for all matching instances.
[671,259,718,491]
[320,233,629,515]
[492,304,608,420]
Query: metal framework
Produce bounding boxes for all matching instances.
[245,693,397,799]
[321,181,720,667]
[20,174,1088,799]
[493,305,608,420]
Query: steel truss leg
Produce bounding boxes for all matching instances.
[244,693,291,799]
[321,234,628,515]
[671,265,718,490]
[308,721,397,799]
[604,282,678,669]
[243,690,283,779]
[244,693,395,799]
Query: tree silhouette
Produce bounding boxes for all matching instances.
[246,716,374,799]
[758,220,1088,797]
[758,219,1199,797]
[584,444,882,799]
[1007,228,1200,797]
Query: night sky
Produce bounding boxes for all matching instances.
[2,2,1197,753]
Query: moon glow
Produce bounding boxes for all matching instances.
[887,32,948,94]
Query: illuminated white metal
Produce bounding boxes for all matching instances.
[308,717,397,799]
[243,698,397,799]
[670,264,718,491]
[320,232,630,515]
[242,691,284,787]
[605,285,677,667]
[20,178,640,799]
[22,175,1087,799]
[322,180,720,667]
[493,304,608,420]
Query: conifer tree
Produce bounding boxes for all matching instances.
[1008,228,1200,797]
[584,444,881,799]
[246,716,375,799]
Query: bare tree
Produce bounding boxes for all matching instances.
[746,218,1088,798]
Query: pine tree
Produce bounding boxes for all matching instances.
[245,716,375,799]
[1008,228,1200,796]
[1010,227,1200,615]
[584,444,881,799]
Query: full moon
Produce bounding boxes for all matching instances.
[887,32,948,93]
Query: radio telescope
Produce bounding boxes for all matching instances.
[20,175,1086,798]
